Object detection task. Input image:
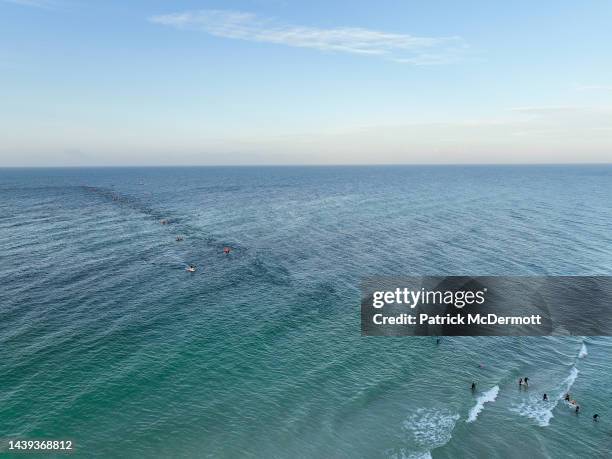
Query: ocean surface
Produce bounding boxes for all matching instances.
[1,165,611,458]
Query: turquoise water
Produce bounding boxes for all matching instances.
[1,165,611,458]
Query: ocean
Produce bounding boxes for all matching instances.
[1,165,611,458]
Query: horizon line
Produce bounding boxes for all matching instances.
[1,162,612,169]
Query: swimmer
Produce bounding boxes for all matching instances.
[593,414,599,421]
[543,393,548,401]
[223,246,231,254]
[519,378,524,387]
[176,236,184,241]
[575,405,580,414]
[524,377,529,386]
[186,264,196,273]
[471,382,477,391]
[564,393,570,402]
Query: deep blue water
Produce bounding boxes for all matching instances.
[1,165,611,458]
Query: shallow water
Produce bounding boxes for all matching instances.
[1,165,611,458]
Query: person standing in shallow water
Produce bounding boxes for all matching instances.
[543,393,548,401]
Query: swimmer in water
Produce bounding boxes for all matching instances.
[471,382,476,391]
[223,247,231,254]
[593,414,599,421]
[519,378,524,387]
[565,393,571,402]
[543,393,548,401]
[524,377,529,386]
[575,405,580,414]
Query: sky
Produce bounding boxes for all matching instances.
[1,0,611,166]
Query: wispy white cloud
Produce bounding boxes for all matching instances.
[508,106,585,114]
[507,105,612,123]
[149,10,468,65]
[576,84,612,92]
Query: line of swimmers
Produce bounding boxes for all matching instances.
[470,381,600,421]
[159,219,234,271]
[185,246,233,272]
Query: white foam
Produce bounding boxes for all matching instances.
[557,366,580,412]
[386,409,458,459]
[466,385,499,423]
[578,342,588,359]
[403,452,432,459]
[387,450,432,459]
[509,397,555,427]
[509,366,579,427]
[562,400,580,411]
[401,408,459,452]
[560,367,579,394]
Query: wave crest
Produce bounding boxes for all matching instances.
[466,385,499,423]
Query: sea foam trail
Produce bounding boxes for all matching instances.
[402,452,432,459]
[556,367,579,402]
[395,408,459,459]
[387,450,432,459]
[466,385,499,423]
[578,342,588,359]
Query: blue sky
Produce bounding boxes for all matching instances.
[1,0,611,165]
